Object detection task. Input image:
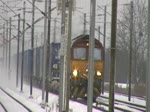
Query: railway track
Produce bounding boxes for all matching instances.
[70,93,145,112]
[0,102,7,112]
[104,91,145,101]
[74,98,133,112]
[71,98,108,112]
[0,87,32,112]
[95,96,146,112]
[50,89,146,112]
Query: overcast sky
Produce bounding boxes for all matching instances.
[0,0,135,57]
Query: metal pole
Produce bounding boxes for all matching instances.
[109,0,118,111]
[30,0,35,98]
[5,21,8,75]
[40,32,43,83]
[45,0,51,103]
[102,6,107,94]
[59,0,66,111]
[8,17,11,79]
[2,23,5,70]
[147,0,150,110]
[83,13,86,34]
[16,14,20,87]
[42,0,48,105]
[98,26,100,41]
[21,1,26,92]
[53,18,56,43]
[2,4,5,69]
[66,0,73,111]
[87,0,96,112]
[128,1,133,101]
[33,34,37,79]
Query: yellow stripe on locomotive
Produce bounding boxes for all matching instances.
[71,60,103,79]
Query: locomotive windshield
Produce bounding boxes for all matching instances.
[94,48,102,60]
[73,47,101,60]
[74,47,86,59]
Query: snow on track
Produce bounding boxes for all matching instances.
[0,104,7,112]
[0,89,29,112]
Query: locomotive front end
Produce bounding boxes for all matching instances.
[70,35,104,100]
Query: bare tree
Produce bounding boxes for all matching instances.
[117,0,148,84]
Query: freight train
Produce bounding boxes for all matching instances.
[24,43,61,86]
[13,34,104,100]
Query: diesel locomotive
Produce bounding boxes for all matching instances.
[12,34,104,100]
[70,34,104,100]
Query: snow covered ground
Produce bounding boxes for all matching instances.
[0,83,146,112]
[102,92,145,107]
[0,84,103,112]
[0,69,146,112]
[99,92,146,112]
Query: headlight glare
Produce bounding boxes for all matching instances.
[73,69,78,77]
[97,71,101,76]
[86,69,88,72]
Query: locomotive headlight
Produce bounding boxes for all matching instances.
[73,69,78,77]
[86,69,88,72]
[97,71,101,76]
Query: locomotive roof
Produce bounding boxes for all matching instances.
[72,34,102,45]
[72,34,89,42]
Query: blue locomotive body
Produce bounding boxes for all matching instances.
[51,43,60,80]
[15,42,60,83]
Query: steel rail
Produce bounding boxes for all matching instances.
[0,88,32,112]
